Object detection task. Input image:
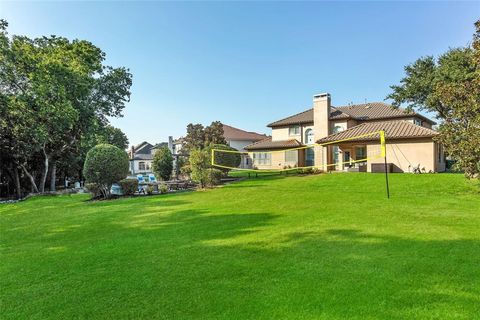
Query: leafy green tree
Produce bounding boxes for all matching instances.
[183,121,226,153]
[96,125,129,150]
[83,144,129,198]
[0,19,132,196]
[152,147,173,181]
[183,123,205,152]
[189,149,210,188]
[204,121,227,146]
[387,20,480,178]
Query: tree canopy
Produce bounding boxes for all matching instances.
[182,121,227,153]
[387,20,480,178]
[0,19,132,197]
[152,147,174,181]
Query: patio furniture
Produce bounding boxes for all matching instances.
[148,174,157,183]
[136,175,146,193]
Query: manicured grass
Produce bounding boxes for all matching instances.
[1,173,479,319]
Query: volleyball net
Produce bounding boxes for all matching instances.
[211,130,386,172]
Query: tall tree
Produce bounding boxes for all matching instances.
[183,123,205,152]
[183,121,226,153]
[387,20,480,178]
[0,19,132,195]
[204,121,227,146]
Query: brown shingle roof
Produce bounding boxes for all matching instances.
[316,121,438,144]
[267,102,435,128]
[267,107,349,127]
[222,124,267,141]
[244,137,304,150]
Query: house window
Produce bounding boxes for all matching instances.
[333,146,340,164]
[438,144,443,163]
[333,125,343,134]
[285,150,298,163]
[355,146,367,160]
[139,162,146,171]
[253,152,271,166]
[305,129,314,144]
[289,125,301,136]
[414,119,422,126]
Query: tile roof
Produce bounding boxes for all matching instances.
[316,120,438,144]
[244,137,304,150]
[267,102,435,127]
[267,107,349,127]
[222,124,267,141]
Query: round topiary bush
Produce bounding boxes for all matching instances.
[83,144,129,198]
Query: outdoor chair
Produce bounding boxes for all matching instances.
[136,175,146,193]
[148,174,158,184]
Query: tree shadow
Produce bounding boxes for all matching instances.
[2,205,480,319]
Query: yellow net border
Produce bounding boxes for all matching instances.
[211,130,386,172]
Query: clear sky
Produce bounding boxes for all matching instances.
[1,1,478,146]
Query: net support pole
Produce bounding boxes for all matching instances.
[380,130,390,199]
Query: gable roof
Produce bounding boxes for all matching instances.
[222,124,267,141]
[316,120,438,144]
[134,142,154,154]
[267,102,435,128]
[244,137,304,150]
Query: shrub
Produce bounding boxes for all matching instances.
[85,183,103,199]
[83,144,129,198]
[118,179,138,195]
[146,185,154,195]
[300,167,313,174]
[189,149,210,188]
[159,184,168,194]
[152,147,173,181]
[206,168,223,187]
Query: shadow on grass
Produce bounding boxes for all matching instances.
[3,202,479,320]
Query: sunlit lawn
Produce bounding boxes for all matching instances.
[1,173,479,319]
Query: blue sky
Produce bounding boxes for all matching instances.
[1,1,478,146]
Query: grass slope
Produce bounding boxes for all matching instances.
[1,173,479,319]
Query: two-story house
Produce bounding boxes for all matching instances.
[128,141,168,175]
[245,93,445,173]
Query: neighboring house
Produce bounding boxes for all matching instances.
[129,141,167,175]
[222,124,268,168]
[172,124,267,169]
[245,93,445,173]
[172,137,184,156]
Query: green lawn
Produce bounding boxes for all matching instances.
[1,173,479,319]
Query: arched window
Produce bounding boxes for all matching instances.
[305,129,314,144]
[333,125,343,134]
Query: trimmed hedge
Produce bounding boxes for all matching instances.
[83,144,129,198]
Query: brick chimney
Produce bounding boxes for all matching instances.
[313,93,331,170]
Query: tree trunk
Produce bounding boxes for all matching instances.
[20,164,39,193]
[50,161,56,192]
[39,148,49,193]
[13,166,21,199]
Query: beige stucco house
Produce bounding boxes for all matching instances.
[245,93,446,173]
